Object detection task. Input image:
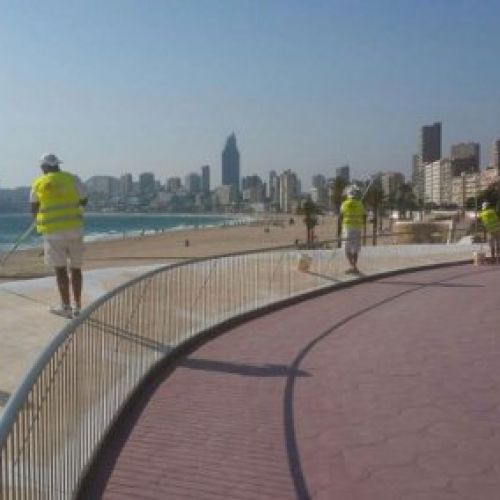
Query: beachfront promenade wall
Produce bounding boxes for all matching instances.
[0,242,478,499]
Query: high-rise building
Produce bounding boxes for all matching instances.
[222,133,240,193]
[166,177,182,193]
[450,142,480,175]
[268,170,277,199]
[86,176,118,197]
[311,174,328,205]
[481,166,500,191]
[270,172,280,206]
[492,139,500,170]
[201,165,210,193]
[213,184,237,207]
[241,175,265,203]
[411,154,424,203]
[241,175,263,191]
[120,174,133,198]
[420,122,441,164]
[336,165,350,183]
[451,172,481,208]
[185,173,202,194]
[279,169,300,213]
[380,172,405,200]
[312,174,327,190]
[423,159,452,206]
[139,172,155,194]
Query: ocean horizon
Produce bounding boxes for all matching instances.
[0,212,244,251]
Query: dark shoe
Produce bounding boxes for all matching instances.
[49,304,72,319]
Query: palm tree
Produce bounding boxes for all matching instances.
[329,176,348,214]
[397,183,414,219]
[363,180,384,212]
[297,198,323,246]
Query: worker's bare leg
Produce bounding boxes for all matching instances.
[70,268,82,309]
[55,267,70,307]
[352,252,359,272]
[346,251,356,270]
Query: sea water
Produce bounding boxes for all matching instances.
[0,213,240,251]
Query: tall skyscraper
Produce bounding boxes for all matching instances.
[201,165,210,193]
[268,170,277,199]
[336,165,350,183]
[420,122,442,164]
[450,142,480,175]
[492,139,500,170]
[222,133,240,193]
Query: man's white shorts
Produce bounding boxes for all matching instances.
[44,237,84,268]
[343,228,362,254]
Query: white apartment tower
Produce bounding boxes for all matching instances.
[423,160,452,206]
[279,170,299,213]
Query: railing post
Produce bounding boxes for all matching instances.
[337,216,342,248]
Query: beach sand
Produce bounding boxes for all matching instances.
[0,215,340,282]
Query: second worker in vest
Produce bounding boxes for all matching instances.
[340,185,365,274]
[478,201,500,261]
[30,154,87,319]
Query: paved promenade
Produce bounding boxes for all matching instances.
[0,265,163,416]
[0,244,475,417]
[83,264,500,500]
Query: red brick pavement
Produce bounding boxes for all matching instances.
[83,265,500,500]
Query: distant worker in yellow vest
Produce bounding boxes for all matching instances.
[340,185,365,274]
[478,201,500,260]
[30,154,87,318]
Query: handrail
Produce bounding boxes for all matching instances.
[0,241,477,499]
[0,245,336,499]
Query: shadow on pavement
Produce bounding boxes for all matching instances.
[378,280,483,288]
[181,358,310,377]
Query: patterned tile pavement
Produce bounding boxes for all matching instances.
[82,264,500,500]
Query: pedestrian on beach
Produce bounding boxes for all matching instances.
[478,201,500,260]
[30,154,87,318]
[340,185,365,274]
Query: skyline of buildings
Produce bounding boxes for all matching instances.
[413,123,499,209]
[1,126,500,214]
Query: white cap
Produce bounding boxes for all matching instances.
[346,185,360,198]
[39,153,63,167]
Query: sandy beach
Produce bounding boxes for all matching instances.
[0,214,340,283]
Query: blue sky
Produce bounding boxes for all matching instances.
[1,0,499,189]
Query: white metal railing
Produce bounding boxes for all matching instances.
[0,242,474,499]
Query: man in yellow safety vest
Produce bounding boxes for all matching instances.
[30,154,87,318]
[340,185,365,274]
[478,201,500,260]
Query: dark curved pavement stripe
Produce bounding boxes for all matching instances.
[83,264,500,500]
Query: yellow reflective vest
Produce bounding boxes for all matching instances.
[341,198,365,230]
[32,171,83,235]
[478,208,500,233]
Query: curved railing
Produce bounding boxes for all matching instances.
[0,245,348,499]
[0,242,475,499]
